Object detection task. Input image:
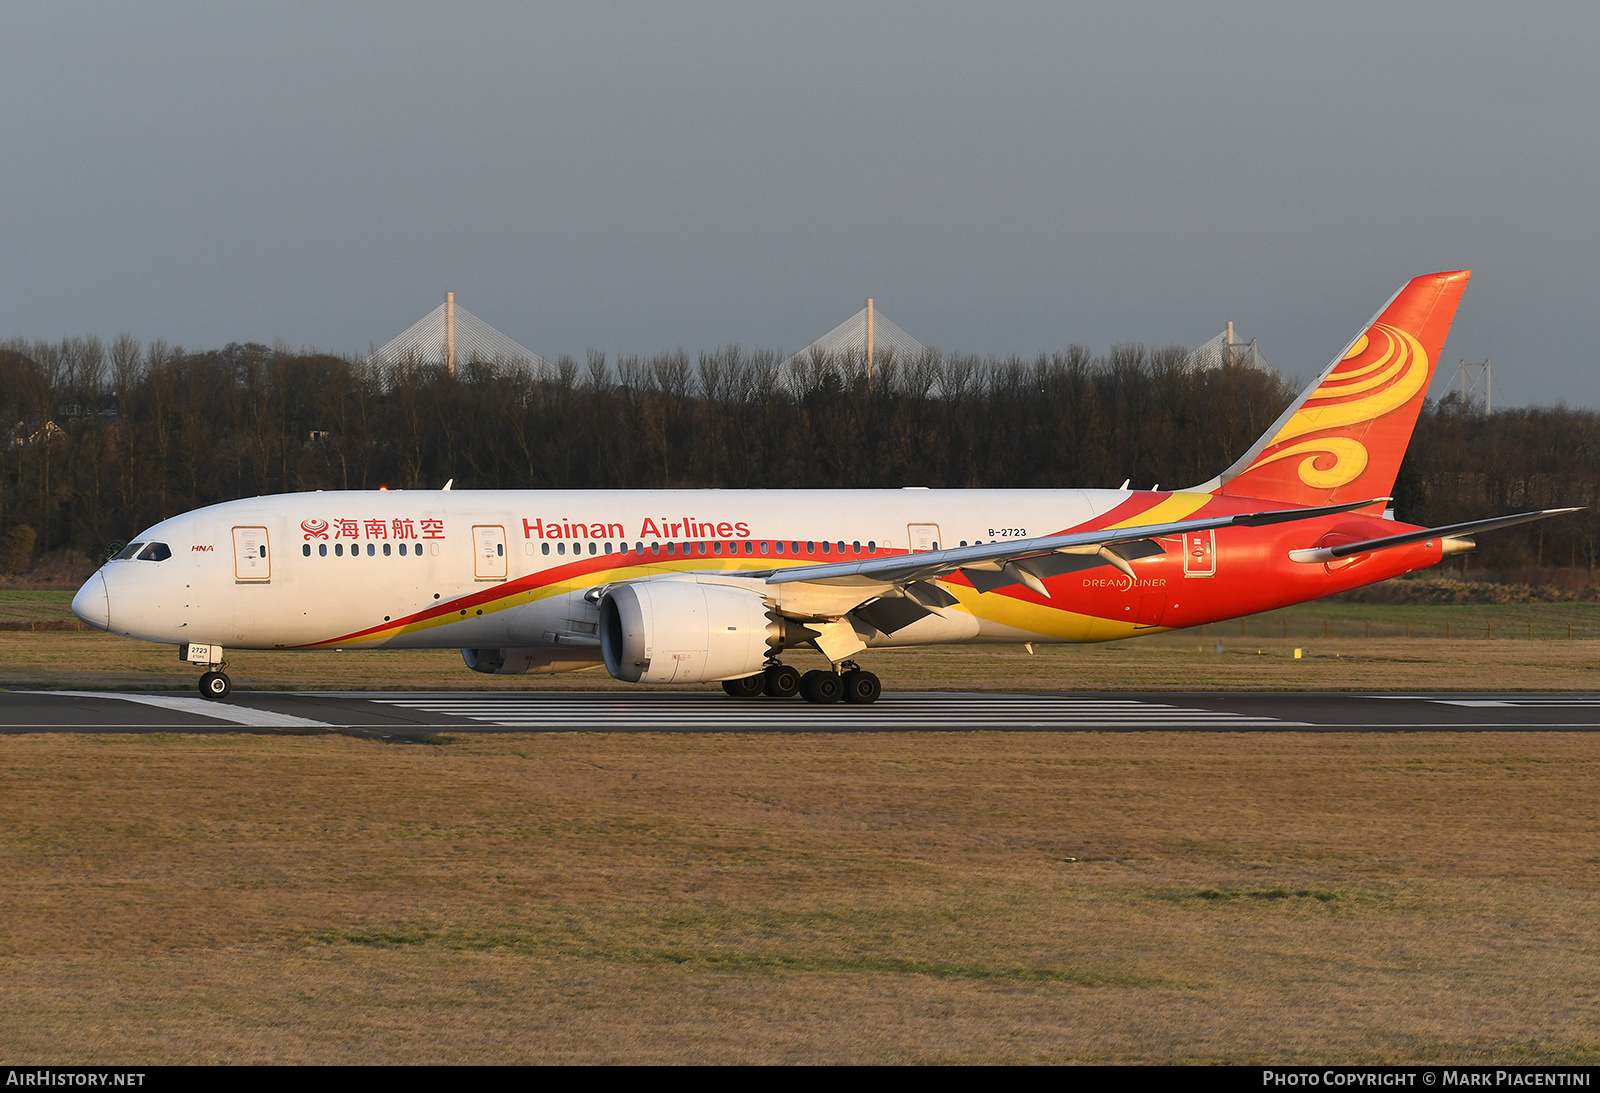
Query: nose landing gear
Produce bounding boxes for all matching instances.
[181,643,232,700]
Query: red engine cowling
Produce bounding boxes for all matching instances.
[599,579,778,683]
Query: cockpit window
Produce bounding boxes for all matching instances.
[113,542,144,560]
[136,542,171,561]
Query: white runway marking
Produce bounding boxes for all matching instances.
[1367,696,1600,709]
[368,693,1302,729]
[1435,700,1600,708]
[29,691,334,728]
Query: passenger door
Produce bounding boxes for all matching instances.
[232,526,271,582]
[474,525,508,580]
[907,524,941,552]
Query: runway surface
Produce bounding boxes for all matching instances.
[6,688,1600,738]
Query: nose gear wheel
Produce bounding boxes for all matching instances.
[199,671,232,700]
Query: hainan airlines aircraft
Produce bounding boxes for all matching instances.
[72,270,1570,702]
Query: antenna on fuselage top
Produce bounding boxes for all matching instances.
[442,479,453,491]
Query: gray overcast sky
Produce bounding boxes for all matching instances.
[3,2,1597,404]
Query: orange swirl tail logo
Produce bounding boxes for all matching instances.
[1245,323,1430,490]
[1220,269,1468,507]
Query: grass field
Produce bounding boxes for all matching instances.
[2,730,1598,1063]
[6,591,1600,1062]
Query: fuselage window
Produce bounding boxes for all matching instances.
[744,542,753,555]
[650,542,659,554]
[366,543,374,556]
[604,542,613,555]
[588,542,596,555]
[805,542,814,554]
[414,541,422,555]
[113,542,143,561]
[542,543,550,555]
[793,542,802,554]
[697,542,705,555]
[399,543,407,556]
[558,543,566,555]
[302,544,310,557]
[838,541,846,553]
[319,543,327,557]
[760,541,769,554]
[852,541,861,554]
[666,542,676,555]
[868,541,876,553]
[821,542,830,555]
[773,542,782,554]
[960,541,967,547]
[136,542,171,561]
[713,541,722,555]
[383,543,391,556]
[498,543,505,557]
[335,543,344,556]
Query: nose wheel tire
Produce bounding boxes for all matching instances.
[841,669,881,704]
[762,663,801,698]
[199,671,232,700]
[800,670,843,704]
[722,673,766,698]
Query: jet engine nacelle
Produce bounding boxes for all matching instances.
[461,647,604,675]
[599,579,778,684]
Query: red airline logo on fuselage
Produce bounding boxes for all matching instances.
[521,516,752,540]
[301,517,444,541]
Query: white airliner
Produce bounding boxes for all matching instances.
[70,272,1570,703]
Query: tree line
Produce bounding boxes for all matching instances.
[2,335,1595,578]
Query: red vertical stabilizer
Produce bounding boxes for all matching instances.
[1215,270,1471,507]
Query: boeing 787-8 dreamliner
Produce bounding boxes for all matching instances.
[72,270,1571,703]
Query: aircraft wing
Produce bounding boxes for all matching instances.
[764,496,1390,599]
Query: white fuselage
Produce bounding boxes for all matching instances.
[80,488,1132,652]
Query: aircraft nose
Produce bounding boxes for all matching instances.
[72,573,110,632]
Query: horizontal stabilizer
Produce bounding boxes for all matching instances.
[1287,508,1580,563]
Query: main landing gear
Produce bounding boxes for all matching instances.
[720,661,881,705]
